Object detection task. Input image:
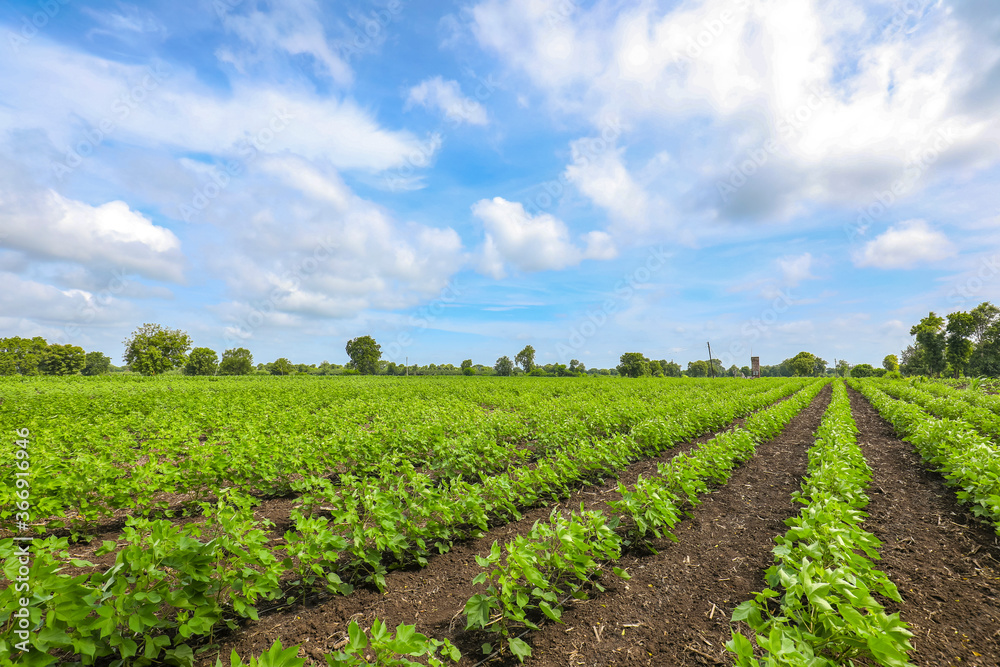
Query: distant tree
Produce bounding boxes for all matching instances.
[970,302,1000,343]
[883,354,900,372]
[385,361,398,376]
[123,323,192,376]
[617,352,650,378]
[910,312,946,376]
[515,345,536,373]
[662,360,682,377]
[0,336,49,375]
[345,336,382,375]
[494,356,514,376]
[969,321,1000,377]
[850,363,878,378]
[687,360,708,377]
[727,364,739,377]
[82,351,112,376]
[219,347,254,375]
[813,356,828,376]
[739,365,751,377]
[461,359,474,376]
[183,347,218,376]
[269,357,294,375]
[39,344,86,375]
[647,360,663,376]
[569,359,586,375]
[946,311,976,378]
[788,351,817,377]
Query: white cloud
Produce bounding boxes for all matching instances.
[216,0,352,85]
[0,187,184,283]
[777,252,815,286]
[0,38,433,173]
[406,76,489,126]
[854,219,956,269]
[471,197,616,278]
[564,139,649,230]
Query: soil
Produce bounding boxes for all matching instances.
[849,386,1000,667]
[198,385,830,667]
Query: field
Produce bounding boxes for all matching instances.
[2,376,1000,666]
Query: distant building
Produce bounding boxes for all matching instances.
[751,356,761,379]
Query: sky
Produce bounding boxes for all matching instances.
[1,0,998,370]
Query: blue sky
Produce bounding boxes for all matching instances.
[1,0,998,370]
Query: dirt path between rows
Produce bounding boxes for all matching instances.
[508,382,830,666]
[199,391,808,666]
[850,386,1000,667]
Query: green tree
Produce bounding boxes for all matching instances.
[515,345,536,373]
[123,324,192,376]
[219,347,254,375]
[0,336,49,375]
[835,359,851,377]
[970,302,1000,343]
[788,351,817,377]
[183,347,218,376]
[740,365,751,377]
[910,312,946,376]
[82,351,112,376]
[883,354,900,372]
[686,360,708,377]
[40,344,86,375]
[461,359,474,376]
[850,363,878,378]
[345,336,381,375]
[269,357,294,375]
[494,356,514,376]
[898,345,926,376]
[662,360,682,377]
[617,352,650,378]
[648,360,663,376]
[969,321,1000,377]
[946,312,976,378]
[569,359,586,375]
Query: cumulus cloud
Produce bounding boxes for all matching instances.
[406,77,489,126]
[564,140,649,230]
[471,197,616,278]
[777,252,815,286]
[0,187,185,283]
[853,219,956,269]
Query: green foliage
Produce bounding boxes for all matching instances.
[849,363,878,378]
[123,323,192,376]
[687,360,708,377]
[219,347,254,375]
[461,359,474,376]
[883,354,899,372]
[345,336,382,375]
[494,356,514,376]
[910,312,946,376]
[515,345,536,373]
[82,351,112,376]
[39,344,86,375]
[0,336,49,375]
[183,347,219,376]
[268,358,294,376]
[727,382,914,667]
[946,312,976,378]
[617,352,650,378]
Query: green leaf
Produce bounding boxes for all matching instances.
[507,637,532,663]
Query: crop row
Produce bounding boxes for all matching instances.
[460,380,828,663]
[875,379,1000,440]
[849,379,1000,532]
[727,380,913,667]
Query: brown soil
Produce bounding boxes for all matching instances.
[849,386,1000,667]
[199,385,829,666]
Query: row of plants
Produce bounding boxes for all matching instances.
[850,379,1000,532]
[726,381,913,667]
[876,379,1000,440]
[0,377,799,535]
[1,381,808,665]
[461,380,828,663]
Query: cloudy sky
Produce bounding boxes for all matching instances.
[1,0,998,369]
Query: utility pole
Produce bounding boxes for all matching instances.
[707,342,716,378]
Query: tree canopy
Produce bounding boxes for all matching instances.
[345,336,382,375]
[123,324,192,376]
